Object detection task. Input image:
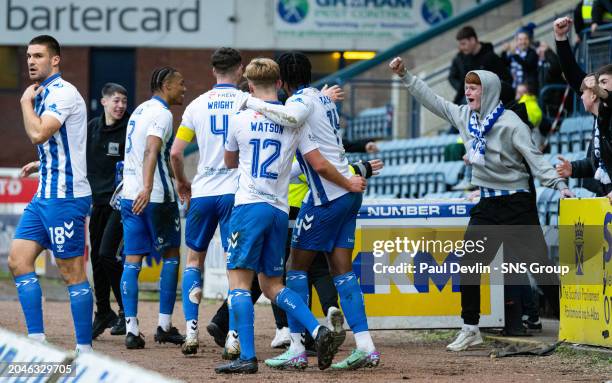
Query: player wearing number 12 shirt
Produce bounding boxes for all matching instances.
[169,48,249,355]
[215,58,365,374]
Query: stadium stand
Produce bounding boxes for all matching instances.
[346,105,393,141]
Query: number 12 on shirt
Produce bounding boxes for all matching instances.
[249,139,281,179]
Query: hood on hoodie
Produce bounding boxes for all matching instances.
[467,70,501,118]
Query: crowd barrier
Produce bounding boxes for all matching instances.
[559,198,612,348]
[0,327,180,382]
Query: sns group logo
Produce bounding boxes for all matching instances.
[278,0,309,24]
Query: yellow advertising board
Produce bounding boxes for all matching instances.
[559,198,612,347]
[312,200,504,329]
[139,252,165,283]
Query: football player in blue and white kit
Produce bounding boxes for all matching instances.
[9,35,93,353]
[170,48,249,356]
[119,66,186,349]
[245,52,380,370]
[214,58,365,374]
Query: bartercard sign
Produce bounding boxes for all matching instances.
[0,0,233,48]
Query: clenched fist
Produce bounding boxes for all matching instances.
[389,57,407,77]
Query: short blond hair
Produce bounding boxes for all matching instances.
[244,58,279,86]
[580,73,596,92]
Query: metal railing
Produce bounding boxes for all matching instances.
[578,24,612,73]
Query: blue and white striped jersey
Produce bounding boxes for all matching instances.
[34,73,91,199]
[122,96,176,203]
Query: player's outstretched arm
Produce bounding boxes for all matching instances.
[389,57,464,130]
[245,96,311,128]
[20,85,62,144]
[303,149,366,193]
[133,135,162,215]
[170,128,193,203]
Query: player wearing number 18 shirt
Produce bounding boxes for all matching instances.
[169,48,249,356]
[11,35,93,353]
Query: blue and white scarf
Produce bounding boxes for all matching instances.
[510,49,527,89]
[467,102,505,166]
[593,120,611,184]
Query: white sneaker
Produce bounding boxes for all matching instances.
[222,331,240,360]
[326,306,346,351]
[446,325,483,352]
[182,332,199,355]
[326,307,344,330]
[271,327,291,349]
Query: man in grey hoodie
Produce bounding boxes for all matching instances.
[389,57,573,351]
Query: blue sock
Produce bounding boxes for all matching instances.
[275,287,319,336]
[121,262,141,318]
[67,281,93,345]
[182,267,201,322]
[227,289,236,333]
[230,289,255,360]
[159,257,179,315]
[15,272,44,335]
[334,272,369,333]
[285,270,309,334]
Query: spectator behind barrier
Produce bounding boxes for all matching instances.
[448,25,512,106]
[556,73,612,199]
[516,82,544,149]
[589,0,612,33]
[536,41,572,122]
[501,23,539,91]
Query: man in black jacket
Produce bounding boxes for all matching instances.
[448,26,512,105]
[553,17,612,197]
[87,83,129,338]
[591,0,612,33]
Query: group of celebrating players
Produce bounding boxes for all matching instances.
[8,35,382,374]
[11,25,582,375]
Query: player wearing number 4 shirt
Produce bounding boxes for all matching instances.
[119,66,187,350]
[169,47,249,356]
[215,58,365,375]
[10,35,93,353]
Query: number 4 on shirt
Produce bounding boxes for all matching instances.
[211,114,229,143]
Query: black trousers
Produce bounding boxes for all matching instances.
[89,204,124,314]
[211,206,340,331]
[271,206,339,329]
[460,192,559,325]
[211,277,263,335]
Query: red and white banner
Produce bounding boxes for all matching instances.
[0,177,37,204]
